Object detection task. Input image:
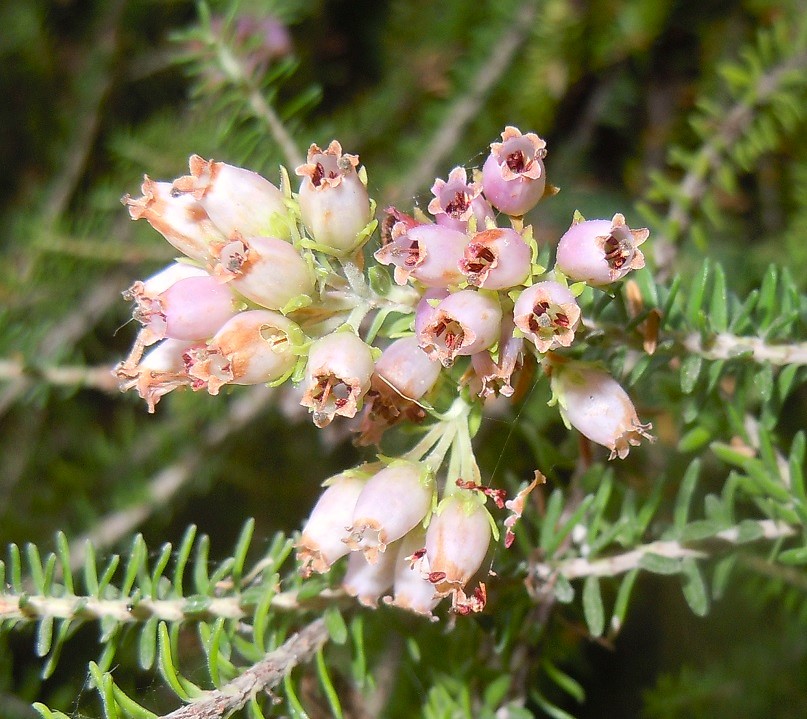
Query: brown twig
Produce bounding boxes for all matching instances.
[158,618,328,719]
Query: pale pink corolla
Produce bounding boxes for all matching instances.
[296,141,371,253]
[458,228,532,290]
[555,213,649,285]
[296,471,367,576]
[342,544,397,607]
[481,126,547,216]
[346,460,434,563]
[128,272,236,345]
[210,234,314,310]
[123,177,224,261]
[171,155,290,239]
[120,338,197,413]
[184,310,299,395]
[470,313,523,399]
[374,223,470,288]
[374,336,442,400]
[417,290,502,368]
[551,363,653,459]
[383,527,440,619]
[425,494,492,597]
[513,280,581,353]
[428,166,494,232]
[300,331,375,428]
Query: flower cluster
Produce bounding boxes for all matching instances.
[118,126,653,617]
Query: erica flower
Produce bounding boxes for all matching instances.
[555,213,649,285]
[209,233,315,310]
[374,223,470,288]
[117,338,197,413]
[184,310,300,395]
[123,177,224,261]
[469,313,523,399]
[427,166,494,232]
[355,336,442,445]
[417,290,502,367]
[425,494,492,598]
[346,460,434,563]
[458,227,532,290]
[296,141,371,254]
[384,527,440,619]
[301,331,375,428]
[551,362,653,459]
[171,155,290,239]
[513,280,581,353]
[481,126,547,216]
[126,265,237,346]
[343,544,397,607]
[297,470,368,576]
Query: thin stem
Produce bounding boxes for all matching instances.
[0,360,118,393]
[532,519,797,582]
[214,41,304,169]
[653,48,807,275]
[158,618,328,719]
[0,588,347,625]
[682,332,807,366]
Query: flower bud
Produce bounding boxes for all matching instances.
[374,223,470,288]
[384,527,440,619]
[185,310,300,395]
[458,228,531,290]
[343,543,397,607]
[296,470,367,576]
[417,289,502,368]
[481,126,547,216]
[375,336,442,400]
[296,141,371,254]
[123,177,224,261]
[555,213,649,285]
[354,337,442,446]
[210,234,315,310]
[301,331,375,428]
[513,280,581,353]
[551,363,653,459]
[129,270,237,345]
[171,155,290,239]
[425,494,491,596]
[427,166,494,232]
[346,460,434,563]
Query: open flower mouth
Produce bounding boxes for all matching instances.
[443,190,471,217]
[601,232,634,272]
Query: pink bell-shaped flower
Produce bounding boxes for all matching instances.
[513,280,581,353]
[184,310,300,395]
[301,331,375,428]
[458,227,532,290]
[171,155,290,239]
[417,289,502,367]
[346,460,434,563]
[555,213,649,286]
[296,141,371,254]
[551,362,653,459]
[481,126,547,216]
[296,470,368,576]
